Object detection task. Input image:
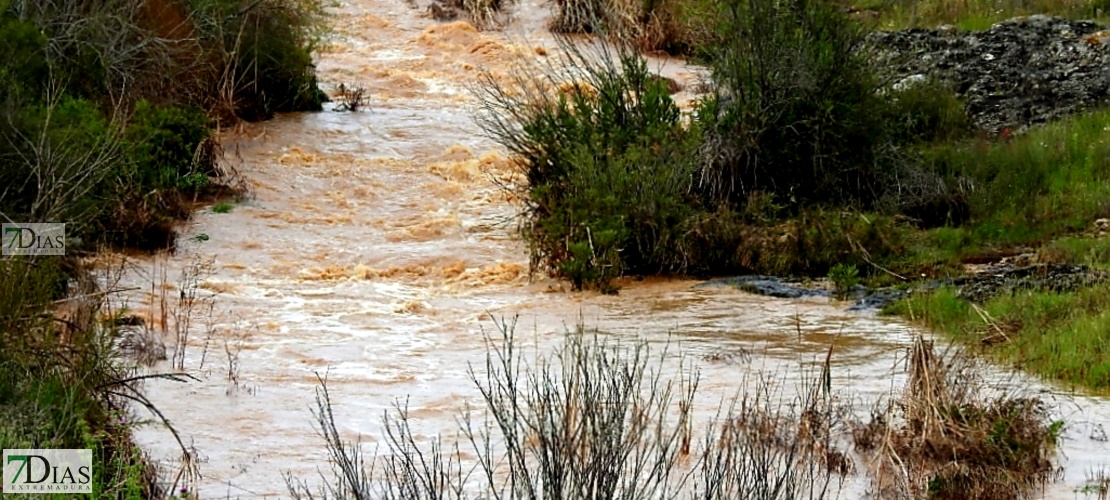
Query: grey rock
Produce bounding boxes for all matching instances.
[870,16,1110,134]
[697,275,830,299]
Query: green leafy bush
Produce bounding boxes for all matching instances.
[122,100,211,193]
[186,0,329,120]
[828,263,860,299]
[0,95,119,226]
[0,6,47,98]
[477,43,700,290]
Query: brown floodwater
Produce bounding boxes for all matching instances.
[111,0,1110,497]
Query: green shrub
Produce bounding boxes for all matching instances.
[476,42,699,290]
[0,95,120,226]
[886,78,971,145]
[695,0,895,210]
[828,263,860,299]
[122,100,211,193]
[0,6,48,98]
[186,0,328,120]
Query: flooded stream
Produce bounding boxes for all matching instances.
[111,0,1110,497]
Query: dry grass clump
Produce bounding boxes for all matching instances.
[427,0,515,29]
[463,0,514,29]
[853,336,1062,499]
[549,0,715,54]
[629,0,718,54]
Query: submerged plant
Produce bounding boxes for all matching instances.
[828,263,861,300]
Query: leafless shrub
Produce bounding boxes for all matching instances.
[6,0,206,108]
[333,83,368,112]
[288,317,850,499]
[0,81,127,225]
[170,255,216,370]
[285,371,376,500]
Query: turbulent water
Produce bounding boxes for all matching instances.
[107,0,1110,498]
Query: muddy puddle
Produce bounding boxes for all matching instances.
[108,0,1110,497]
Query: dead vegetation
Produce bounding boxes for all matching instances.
[425,0,515,29]
[852,336,1063,499]
[284,318,1065,499]
[287,317,852,499]
[549,0,715,54]
[333,83,368,112]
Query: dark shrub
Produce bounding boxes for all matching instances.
[0,7,47,97]
[186,0,328,121]
[886,78,971,145]
[694,0,892,209]
[0,95,119,225]
[122,100,211,193]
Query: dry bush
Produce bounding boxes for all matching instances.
[287,317,852,499]
[549,0,715,55]
[463,0,514,29]
[428,0,515,29]
[549,0,642,36]
[333,83,368,112]
[853,336,1062,499]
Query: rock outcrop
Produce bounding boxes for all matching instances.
[871,16,1110,134]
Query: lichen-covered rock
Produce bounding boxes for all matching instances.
[870,16,1110,134]
[950,263,1107,303]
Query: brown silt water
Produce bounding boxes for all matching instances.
[109,0,1110,497]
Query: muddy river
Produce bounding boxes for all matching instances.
[109,0,1110,497]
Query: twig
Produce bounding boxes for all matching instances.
[848,233,909,282]
[51,287,141,304]
[971,302,1010,344]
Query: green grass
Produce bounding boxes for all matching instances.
[211,202,234,214]
[888,108,1110,274]
[883,109,1110,392]
[0,257,156,497]
[855,0,1107,30]
[889,284,1110,392]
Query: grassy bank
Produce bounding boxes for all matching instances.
[0,258,166,497]
[1,0,327,495]
[549,0,1110,56]
[858,0,1107,30]
[881,107,1110,393]
[884,106,1110,279]
[890,283,1110,392]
